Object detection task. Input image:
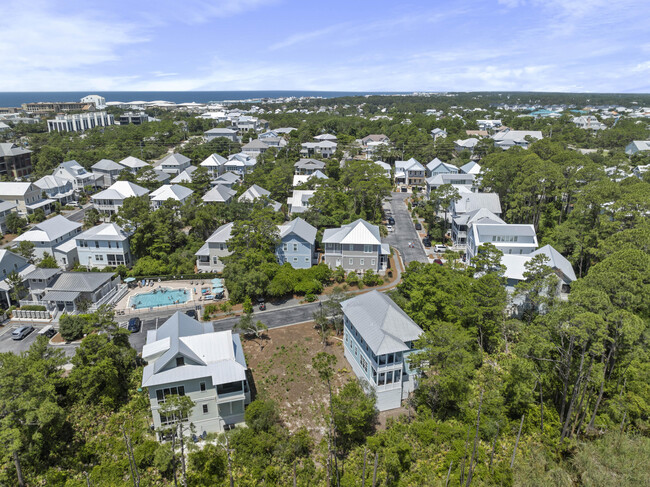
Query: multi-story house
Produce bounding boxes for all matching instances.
[170,166,198,185]
[241,139,271,156]
[54,160,97,192]
[451,208,504,247]
[0,143,32,178]
[426,158,458,178]
[625,140,650,156]
[223,153,257,176]
[294,158,326,175]
[142,312,251,438]
[202,185,236,204]
[155,153,191,175]
[91,159,127,187]
[459,161,481,175]
[0,201,17,233]
[91,181,150,216]
[13,215,82,269]
[200,153,228,178]
[466,222,538,263]
[341,290,423,411]
[34,175,75,205]
[276,218,317,269]
[300,140,337,158]
[0,182,53,216]
[75,223,133,269]
[150,184,194,209]
[47,111,115,133]
[322,219,389,274]
[394,158,426,188]
[425,173,477,195]
[212,172,241,188]
[195,222,233,273]
[451,193,502,217]
[119,112,148,125]
[238,184,281,211]
[287,190,315,214]
[491,129,543,150]
[0,250,33,308]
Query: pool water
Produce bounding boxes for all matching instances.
[131,288,190,309]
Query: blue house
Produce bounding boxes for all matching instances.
[275,218,317,269]
[341,290,423,411]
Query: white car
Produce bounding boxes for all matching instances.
[434,244,447,253]
[386,225,394,232]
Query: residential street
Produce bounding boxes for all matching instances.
[384,191,428,265]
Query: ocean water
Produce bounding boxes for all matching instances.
[0,91,405,107]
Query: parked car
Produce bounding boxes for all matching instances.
[422,237,431,248]
[433,258,444,266]
[127,317,141,333]
[387,217,395,225]
[185,309,197,319]
[257,297,266,311]
[386,225,394,232]
[415,222,422,230]
[434,244,447,253]
[12,325,34,341]
[401,186,408,192]
[38,325,57,339]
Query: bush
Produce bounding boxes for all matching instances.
[20,305,47,311]
[220,301,233,313]
[294,279,323,296]
[242,296,253,314]
[59,313,86,341]
[333,266,346,283]
[245,399,281,432]
[362,270,383,287]
[304,293,317,302]
[346,271,359,286]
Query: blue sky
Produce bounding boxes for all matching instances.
[1,0,649,92]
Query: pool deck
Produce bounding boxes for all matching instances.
[115,279,221,313]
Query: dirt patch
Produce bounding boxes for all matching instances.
[241,321,352,440]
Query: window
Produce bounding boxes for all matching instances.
[159,409,188,425]
[378,372,386,386]
[349,258,354,265]
[386,371,393,384]
[360,356,368,373]
[371,259,376,265]
[176,356,185,367]
[95,255,103,261]
[293,257,298,262]
[217,381,243,395]
[283,243,288,251]
[508,249,512,254]
[95,241,99,248]
[360,259,364,266]
[155,386,185,403]
[305,257,309,262]
[364,245,372,253]
[394,370,401,382]
[378,354,386,365]
[293,244,298,252]
[200,382,206,392]
[202,404,209,414]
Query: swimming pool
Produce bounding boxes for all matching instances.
[130,288,190,310]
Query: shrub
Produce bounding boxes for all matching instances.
[220,301,233,313]
[242,296,253,314]
[362,270,383,287]
[333,266,346,283]
[59,314,86,341]
[20,305,47,311]
[304,293,317,302]
[346,271,360,286]
[294,279,323,296]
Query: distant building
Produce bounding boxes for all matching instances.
[53,160,97,192]
[22,102,89,114]
[119,112,148,125]
[91,159,126,187]
[150,184,194,209]
[155,153,191,175]
[0,143,32,178]
[625,140,650,156]
[204,128,240,143]
[47,112,115,133]
[491,129,543,150]
[80,95,106,107]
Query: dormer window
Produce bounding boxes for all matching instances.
[176,356,185,367]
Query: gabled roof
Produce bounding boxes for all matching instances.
[76,222,131,241]
[473,223,537,240]
[459,161,481,175]
[92,159,125,172]
[57,160,90,175]
[395,158,425,172]
[294,158,326,170]
[492,129,543,142]
[214,171,241,184]
[532,245,577,282]
[238,184,270,201]
[34,175,71,190]
[14,215,81,243]
[171,166,198,184]
[0,182,34,197]
[158,153,191,166]
[242,139,269,150]
[49,272,114,292]
[205,127,237,134]
[454,193,502,215]
[24,267,61,281]
[314,133,337,141]
[118,156,149,169]
[322,219,381,246]
[0,143,30,157]
[454,138,479,148]
[202,184,236,203]
[278,217,317,243]
[200,153,227,167]
[426,158,457,173]
[150,184,194,202]
[0,249,30,274]
[91,181,149,200]
[453,207,504,227]
[206,222,234,243]
[426,173,476,186]
[341,291,423,355]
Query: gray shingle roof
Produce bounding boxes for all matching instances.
[279,217,317,243]
[50,272,114,292]
[341,291,423,355]
[92,159,125,171]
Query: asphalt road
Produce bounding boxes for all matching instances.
[384,192,428,265]
[64,205,89,223]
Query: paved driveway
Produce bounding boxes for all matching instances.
[384,192,428,265]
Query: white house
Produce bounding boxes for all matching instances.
[451,193,502,217]
[170,166,198,184]
[451,208,504,247]
[0,182,53,216]
[294,158,326,175]
[300,140,337,158]
[395,158,426,188]
[322,219,389,274]
[34,175,75,205]
[155,154,191,175]
[425,173,477,195]
[454,138,479,153]
[91,181,150,216]
[118,156,149,174]
[466,223,538,263]
[13,215,82,269]
[195,222,233,273]
[287,190,315,214]
[0,250,35,307]
[223,153,257,176]
[91,159,126,188]
[76,223,133,269]
[53,160,97,192]
[374,161,392,178]
[492,129,543,150]
[292,170,328,187]
[200,154,228,178]
[501,244,577,294]
[431,128,447,141]
[459,161,481,175]
[477,119,502,131]
[204,128,240,143]
[150,184,194,209]
[212,172,241,188]
[141,312,251,438]
[573,116,606,131]
[241,139,271,156]
[342,291,423,411]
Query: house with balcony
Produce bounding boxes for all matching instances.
[91,181,150,216]
[341,290,423,411]
[13,215,82,269]
[451,208,504,247]
[501,244,577,295]
[155,153,191,175]
[300,140,337,158]
[394,158,426,188]
[294,158,326,176]
[142,312,251,438]
[322,219,389,274]
[195,222,233,273]
[200,154,228,178]
[53,160,97,192]
[466,222,538,263]
[75,223,133,269]
[91,159,126,188]
[0,182,54,216]
[223,153,257,176]
[118,156,149,174]
[204,127,240,143]
[276,218,317,269]
[150,184,194,209]
[491,129,543,150]
[425,173,477,196]
[34,175,75,205]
